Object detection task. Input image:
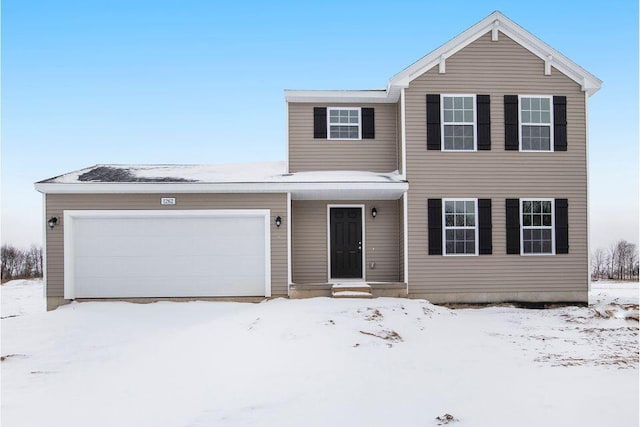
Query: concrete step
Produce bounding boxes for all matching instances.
[331,283,373,298]
[331,283,372,293]
[331,290,374,299]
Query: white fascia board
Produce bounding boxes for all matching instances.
[34,181,408,195]
[284,89,399,103]
[388,11,602,95]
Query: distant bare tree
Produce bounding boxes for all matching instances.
[1,244,44,282]
[591,247,606,280]
[595,240,639,281]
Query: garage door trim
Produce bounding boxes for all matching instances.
[63,209,272,299]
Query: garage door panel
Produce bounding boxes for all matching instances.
[75,275,265,298]
[76,217,264,239]
[66,211,269,298]
[73,218,265,257]
[74,233,265,258]
[75,254,265,280]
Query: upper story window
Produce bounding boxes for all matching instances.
[441,95,476,151]
[519,96,553,151]
[443,198,478,256]
[327,107,361,140]
[520,198,555,255]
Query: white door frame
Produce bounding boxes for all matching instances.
[326,204,366,283]
[63,209,272,299]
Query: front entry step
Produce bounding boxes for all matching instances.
[331,283,373,299]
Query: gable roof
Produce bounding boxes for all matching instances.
[285,11,602,103]
[389,11,602,95]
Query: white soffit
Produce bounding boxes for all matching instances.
[284,88,401,104]
[388,11,602,95]
[34,181,409,196]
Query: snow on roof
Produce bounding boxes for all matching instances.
[39,161,405,184]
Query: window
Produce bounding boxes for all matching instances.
[327,107,361,140]
[442,95,476,151]
[519,96,553,151]
[520,199,555,255]
[443,199,478,255]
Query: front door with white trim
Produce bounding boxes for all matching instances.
[329,207,363,279]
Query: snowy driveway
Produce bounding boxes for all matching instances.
[1,280,638,427]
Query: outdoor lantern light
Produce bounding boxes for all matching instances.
[275,216,282,228]
[371,207,377,218]
[47,217,58,229]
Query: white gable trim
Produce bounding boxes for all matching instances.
[389,11,602,96]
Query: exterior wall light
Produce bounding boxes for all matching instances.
[275,216,282,228]
[48,217,58,229]
[371,207,377,218]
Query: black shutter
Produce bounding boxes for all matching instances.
[555,198,569,254]
[428,199,442,255]
[504,95,519,150]
[553,96,567,151]
[506,198,520,254]
[476,95,491,150]
[478,199,492,254]
[362,108,375,139]
[313,107,327,139]
[426,95,441,150]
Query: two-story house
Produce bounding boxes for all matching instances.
[35,12,601,310]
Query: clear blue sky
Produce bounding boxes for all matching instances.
[2,0,638,251]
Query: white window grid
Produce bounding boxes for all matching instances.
[442,198,479,256]
[327,107,362,140]
[520,198,555,256]
[440,94,477,152]
[518,95,554,152]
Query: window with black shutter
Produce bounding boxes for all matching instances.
[361,108,375,139]
[504,96,519,150]
[313,107,327,139]
[428,199,442,255]
[553,97,567,151]
[478,199,492,254]
[555,198,569,253]
[476,95,491,150]
[505,198,520,254]
[426,95,441,150]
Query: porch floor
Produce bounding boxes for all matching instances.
[290,282,407,299]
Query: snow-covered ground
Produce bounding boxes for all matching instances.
[1,279,638,427]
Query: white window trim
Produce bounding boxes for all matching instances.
[442,198,479,256]
[326,204,366,282]
[440,94,477,152]
[327,107,362,141]
[518,95,554,152]
[519,198,556,256]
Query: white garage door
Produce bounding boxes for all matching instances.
[64,210,270,299]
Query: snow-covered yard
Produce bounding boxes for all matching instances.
[1,280,638,427]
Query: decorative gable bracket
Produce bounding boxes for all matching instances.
[388,11,602,96]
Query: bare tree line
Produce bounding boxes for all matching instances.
[591,240,639,281]
[1,245,43,282]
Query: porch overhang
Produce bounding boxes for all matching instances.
[289,182,407,200]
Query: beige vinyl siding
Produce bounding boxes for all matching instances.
[288,103,399,172]
[292,200,400,283]
[398,197,405,282]
[45,193,288,298]
[405,32,588,300]
[397,99,404,175]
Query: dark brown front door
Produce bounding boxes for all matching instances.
[330,207,363,279]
